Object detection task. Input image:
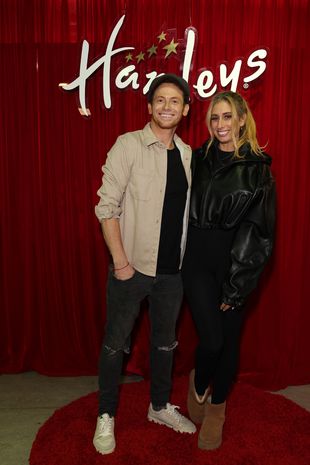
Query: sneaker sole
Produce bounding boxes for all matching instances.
[147,415,196,434]
[93,440,115,455]
[94,444,115,455]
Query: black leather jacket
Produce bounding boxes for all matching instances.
[190,140,276,307]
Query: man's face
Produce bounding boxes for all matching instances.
[148,83,189,130]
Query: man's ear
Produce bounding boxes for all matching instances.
[148,103,153,115]
[183,104,190,116]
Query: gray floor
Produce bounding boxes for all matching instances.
[0,372,309,465]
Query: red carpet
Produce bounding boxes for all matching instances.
[30,377,310,465]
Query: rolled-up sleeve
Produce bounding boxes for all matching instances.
[95,137,132,222]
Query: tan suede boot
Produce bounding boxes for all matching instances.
[198,401,226,450]
[187,369,209,424]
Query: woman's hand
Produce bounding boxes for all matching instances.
[220,303,233,312]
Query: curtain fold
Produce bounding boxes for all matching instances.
[0,0,309,389]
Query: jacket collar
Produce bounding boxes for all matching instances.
[200,139,272,167]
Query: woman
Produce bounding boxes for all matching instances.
[182,91,275,450]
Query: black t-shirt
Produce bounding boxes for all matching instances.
[214,147,234,170]
[156,146,188,274]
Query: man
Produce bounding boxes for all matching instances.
[93,74,195,455]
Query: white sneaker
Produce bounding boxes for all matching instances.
[93,414,115,454]
[148,403,196,434]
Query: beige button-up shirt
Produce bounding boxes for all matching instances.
[95,123,192,276]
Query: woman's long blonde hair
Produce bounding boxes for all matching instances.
[206,91,264,158]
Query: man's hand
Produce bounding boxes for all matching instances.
[114,263,135,281]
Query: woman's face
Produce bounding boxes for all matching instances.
[210,100,245,151]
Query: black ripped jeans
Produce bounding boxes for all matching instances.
[98,269,183,416]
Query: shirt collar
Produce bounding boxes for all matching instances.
[142,123,159,146]
[141,122,188,151]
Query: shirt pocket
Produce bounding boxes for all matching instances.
[128,168,155,201]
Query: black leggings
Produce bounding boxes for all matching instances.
[182,225,245,404]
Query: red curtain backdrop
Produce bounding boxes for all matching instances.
[1,0,309,389]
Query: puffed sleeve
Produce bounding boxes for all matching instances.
[222,165,276,307]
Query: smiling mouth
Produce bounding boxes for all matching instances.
[159,112,174,119]
[217,130,230,136]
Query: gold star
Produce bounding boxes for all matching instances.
[147,44,158,57]
[136,51,145,63]
[163,38,179,58]
[157,32,167,43]
[125,52,133,62]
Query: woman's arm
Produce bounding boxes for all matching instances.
[221,166,276,308]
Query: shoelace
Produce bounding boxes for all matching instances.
[165,403,183,423]
[98,414,113,435]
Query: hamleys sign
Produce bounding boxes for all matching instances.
[59,15,267,115]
